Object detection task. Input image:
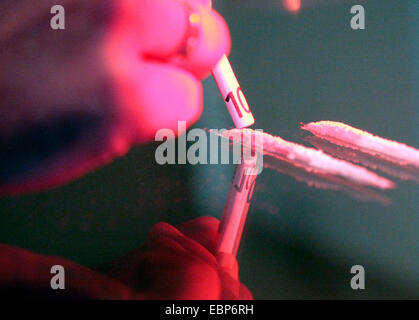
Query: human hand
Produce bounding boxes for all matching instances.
[0,0,230,194]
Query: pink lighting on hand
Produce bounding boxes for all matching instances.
[282,0,302,13]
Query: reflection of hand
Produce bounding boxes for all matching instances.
[0,217,252,299]
[0,0,230,194]
[108,216,253,299]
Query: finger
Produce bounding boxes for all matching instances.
[119,0,230,79]
[107,53,203,142]
[177,216,220,254]
[115,0,189,58]
[170,6,231,79]
[104,0,230,143]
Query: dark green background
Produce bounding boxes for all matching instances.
[0,0,418,298]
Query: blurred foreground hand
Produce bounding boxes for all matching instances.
[0,0,230,194]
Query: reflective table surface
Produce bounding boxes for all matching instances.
[0,0,418,298]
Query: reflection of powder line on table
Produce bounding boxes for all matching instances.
[305,135,419,183]
[301,121,419,168]
[213,129,395,190]
[263,155,391,205]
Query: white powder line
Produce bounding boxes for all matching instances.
[301,121,419,168]
[211,128,395,190]
[263,154,391,205]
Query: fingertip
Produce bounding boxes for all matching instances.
[170,8,231,79]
